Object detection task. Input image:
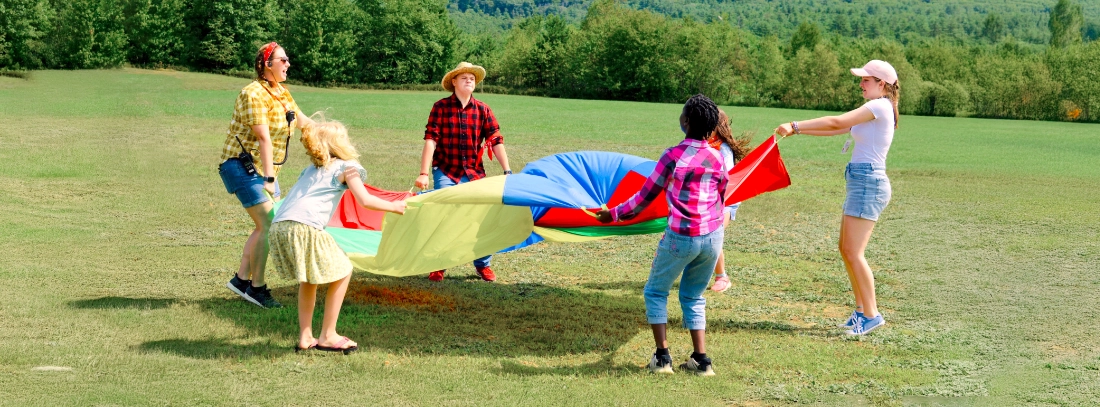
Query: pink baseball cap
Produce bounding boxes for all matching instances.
[850,60,898,85]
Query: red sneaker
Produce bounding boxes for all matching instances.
[428,270,445,282]
[475,266,496,282]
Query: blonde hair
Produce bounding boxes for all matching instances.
[300,112,359,168]
[879,79,900,129]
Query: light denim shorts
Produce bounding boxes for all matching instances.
[218,158,279,208]
[724,203,740,221]
[843,162,891,221]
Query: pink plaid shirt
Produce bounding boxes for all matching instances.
[610,139,728,237]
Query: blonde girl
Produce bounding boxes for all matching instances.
[269,115,406,353]
[708,109,751,293]
[774,60,900,335]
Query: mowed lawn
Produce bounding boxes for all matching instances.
[0,69,1097,406]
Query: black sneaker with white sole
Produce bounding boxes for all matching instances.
[227,275,251,300]
[680,355,715,376]
[647,353,674,374]
[244,284,283,309]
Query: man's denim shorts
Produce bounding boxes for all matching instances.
[219,158,273,208]
[843,162,891,221]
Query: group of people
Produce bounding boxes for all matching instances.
[215,42,900,369]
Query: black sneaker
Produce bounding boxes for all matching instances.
[244,285,283,309]
[647,353,674,374]
[227,275,251,300]
[680,355,715,376]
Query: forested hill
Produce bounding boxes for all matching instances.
[449,0,1100,44]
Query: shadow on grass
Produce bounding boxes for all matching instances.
[129,275,648,360]
[492,353,641,377]
[69,296,179,310]
[709,319,830,336]
[140,338,293,359]
[580,280,647,292]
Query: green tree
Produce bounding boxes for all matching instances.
[185,0,281,71]
[782,43,844,111]
[1049,0,1083,48]
[283,0,363,84]
[47,0,128,69]
[123,0,188,67]
[788,21,819,57]
[983,13,1006,43]
[0,0,53,69]
[357,0,459,84]
[1047,43,1100,121]
[569,0,672,101]
[747,35,785,106]
[498,14,573,91]
[971,53,1061,120]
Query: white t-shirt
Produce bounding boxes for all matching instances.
[849,98,895,165]
[273,159,367,230]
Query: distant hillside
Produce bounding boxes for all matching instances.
[448,0,1100,44]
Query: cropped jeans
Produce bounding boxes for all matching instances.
[644,227,724,330]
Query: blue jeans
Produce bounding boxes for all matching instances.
[644,227,724,330]
[433,167,491,268]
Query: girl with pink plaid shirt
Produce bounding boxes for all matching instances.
[597,94,728,376]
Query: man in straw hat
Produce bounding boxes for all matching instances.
[414,61,513,283]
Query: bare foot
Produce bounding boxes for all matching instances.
[295,337,317,352]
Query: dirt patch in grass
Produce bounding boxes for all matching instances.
[346,283,456,312]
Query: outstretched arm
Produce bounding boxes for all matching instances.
[596,152,673,223]
[342,167,406,214]
[775,106,875,137]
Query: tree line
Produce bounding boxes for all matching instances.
[482,0,1100,122]
[2,0,1098,122]
[0,0,460,84]
[448,0,1100,46]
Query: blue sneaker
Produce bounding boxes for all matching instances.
[846,314,885,336]
[838,310,864,329]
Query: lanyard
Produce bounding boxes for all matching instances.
[261,81,292,115]
[259,81,294,165]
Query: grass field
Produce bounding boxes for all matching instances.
[0,69,1097,406]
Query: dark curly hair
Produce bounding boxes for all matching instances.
[683,94,719,140]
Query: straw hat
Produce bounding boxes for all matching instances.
[441,62,486,92]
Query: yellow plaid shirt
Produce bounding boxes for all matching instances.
[220,80,301,177]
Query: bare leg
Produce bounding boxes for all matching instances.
[839,215,879,317]
[689,329,706,355]
[241,201,273,286]
[298,283,318,348]
[838,220,864,312]
[318,273,356,349]
[713,217,730,277]
[713,250,725,276]
[651,323,668,349]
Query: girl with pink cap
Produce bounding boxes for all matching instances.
[774,60,900,335]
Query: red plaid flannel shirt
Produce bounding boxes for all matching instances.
[424,94,503,183]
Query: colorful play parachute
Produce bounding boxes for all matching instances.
[307,136,790,277]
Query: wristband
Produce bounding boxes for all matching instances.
[263,176,276,183]
[419,172,429,176]
[504,170,513,175]
[791,121,800,134]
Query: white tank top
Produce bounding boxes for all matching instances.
[849,98,895,166]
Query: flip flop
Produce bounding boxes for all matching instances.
[316,336,358,355]
[294,339,318,353]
